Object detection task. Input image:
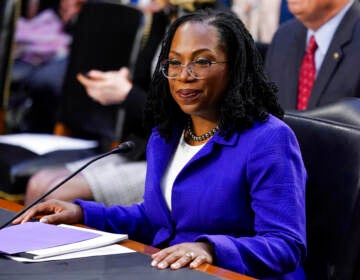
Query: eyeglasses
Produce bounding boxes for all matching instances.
[160,58,227,80]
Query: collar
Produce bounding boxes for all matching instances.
[307,1,353,57]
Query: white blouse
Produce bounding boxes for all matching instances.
[161,131,204,210]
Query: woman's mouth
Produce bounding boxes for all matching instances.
[176,89,202,102]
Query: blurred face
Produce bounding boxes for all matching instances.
[287,0,350,30]
[166,22,229,121]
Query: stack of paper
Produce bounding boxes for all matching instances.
[0,222,130,262]
[0,133,98,155]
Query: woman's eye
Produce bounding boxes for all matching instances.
[168,60,181,66]
[194,59,211,66]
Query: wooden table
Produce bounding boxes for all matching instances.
[0,198,255,280]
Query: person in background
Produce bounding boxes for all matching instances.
[15,9,306,279]
[24,9,170,206]
[23,0,228,207]
[265,0,360,111]
[9,0,85,133]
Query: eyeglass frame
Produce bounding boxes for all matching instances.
[160,58,228,80]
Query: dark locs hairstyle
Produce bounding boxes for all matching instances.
[144,8,284,142]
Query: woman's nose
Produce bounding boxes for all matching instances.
[178,64,194,81]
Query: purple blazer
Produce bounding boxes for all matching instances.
[75,115,306,279]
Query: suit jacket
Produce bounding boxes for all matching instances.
[265,2,360,110]
[75,115,307,279]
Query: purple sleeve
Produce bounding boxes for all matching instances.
[74,199,155,244]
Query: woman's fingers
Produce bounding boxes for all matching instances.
[152,249,191,269]
[156,251,183,269]
[151,242,213,270]
[12,201,56,224]
[169,252,195,269]
[37,211,71,224]
[12,200,83,225]
[189,254,211,269]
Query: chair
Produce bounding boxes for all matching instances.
[283,105,360,279]
[294,97,360,128]
[0,0,21,134]
[0,1,145,199]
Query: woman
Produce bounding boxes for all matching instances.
[14,9,306,279]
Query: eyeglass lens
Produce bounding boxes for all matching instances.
[162,61,209,79]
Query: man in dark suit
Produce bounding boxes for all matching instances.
[265,0,360,110]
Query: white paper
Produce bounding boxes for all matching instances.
[8,244,135,263]
[0,133,98,155]
[24,224,128,259]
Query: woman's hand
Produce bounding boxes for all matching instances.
[12,199,84,225]
[77,68,133,106]
[151,242,214,270]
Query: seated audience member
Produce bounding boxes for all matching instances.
[24,10,170,206]
[15,9,307,279]
[9,0,85,133]
[24,1,228,207]
[265,0,360,111]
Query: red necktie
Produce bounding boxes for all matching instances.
[297,35,318,110]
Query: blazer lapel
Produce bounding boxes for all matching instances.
[151,129,181,182]
[181,132,238,170]
[146,128,181,218]
[308,3,359,109]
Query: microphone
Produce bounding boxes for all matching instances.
[0,141,135,229]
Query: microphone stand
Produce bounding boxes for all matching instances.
[0,141,135,229]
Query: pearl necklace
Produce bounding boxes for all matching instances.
[186,119,219,142]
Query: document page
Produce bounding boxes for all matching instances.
[0,222,100,254]
[23,225,128,259]
[0,223,128,259]
[0,133,98,155]
[8,244,135,262]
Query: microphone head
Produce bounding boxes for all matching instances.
[112,141,136,153]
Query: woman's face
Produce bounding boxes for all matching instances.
[166,21,229,121]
